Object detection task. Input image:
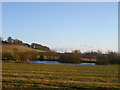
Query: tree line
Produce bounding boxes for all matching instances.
[2,47,120,65]
[1,37,120,65]
[58,50,120,65]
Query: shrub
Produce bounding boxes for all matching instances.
[96,51,119,65]
[59,50,82,63]
[96,54,109,65]
[107,51,118,64]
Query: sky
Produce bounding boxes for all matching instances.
[2,2,118,53]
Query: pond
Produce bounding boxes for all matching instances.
[28,60,96,65]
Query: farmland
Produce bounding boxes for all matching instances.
[2,61,120,89]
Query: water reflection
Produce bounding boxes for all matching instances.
[28,60,96,65]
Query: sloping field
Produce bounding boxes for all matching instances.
[2,61,120,89]
[2,44,45,53]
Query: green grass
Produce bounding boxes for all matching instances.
[2,61,120,88]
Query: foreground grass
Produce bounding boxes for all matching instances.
[2,61,120,89]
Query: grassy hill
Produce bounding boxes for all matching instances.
[1,43,57,61]
[2,43,46,54]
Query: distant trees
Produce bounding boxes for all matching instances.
[59,50,82,63]
[118,54,120,64]
[96,51,120,65]
[81,50,120,65]
[107,51,118,64]
[2,36,120,65]
[96,54,109,65]
[47,51,59,60]
[2,47,120,65]
[83,51,98,60]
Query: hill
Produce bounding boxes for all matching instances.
[4,36,50,51]
[2,43,46,54]
[1,43,48,61]
[1,43,58,61]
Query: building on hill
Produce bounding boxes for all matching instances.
[7,37,23,45]
[13,39,23,44]
[7,37,14,43]
[22,43,30,47]
[31,43,50,51]
[6,37,51,51]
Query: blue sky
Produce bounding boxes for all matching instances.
[2,2,118,52]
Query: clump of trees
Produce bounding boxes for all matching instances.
[82,50,120,65]
[96,51,120,65]
[96,54,109,65]
[47,51,59,60]
[58,50,82,63]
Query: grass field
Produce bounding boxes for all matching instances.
[2,61,120,89]
[2,44,45,54]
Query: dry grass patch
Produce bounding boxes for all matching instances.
[2,44,45,53]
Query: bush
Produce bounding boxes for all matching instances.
[96,54,109,65]
[59,50,82,63]
[107,51,118,64]
[96,51,119,65]
[118,54,120,64]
